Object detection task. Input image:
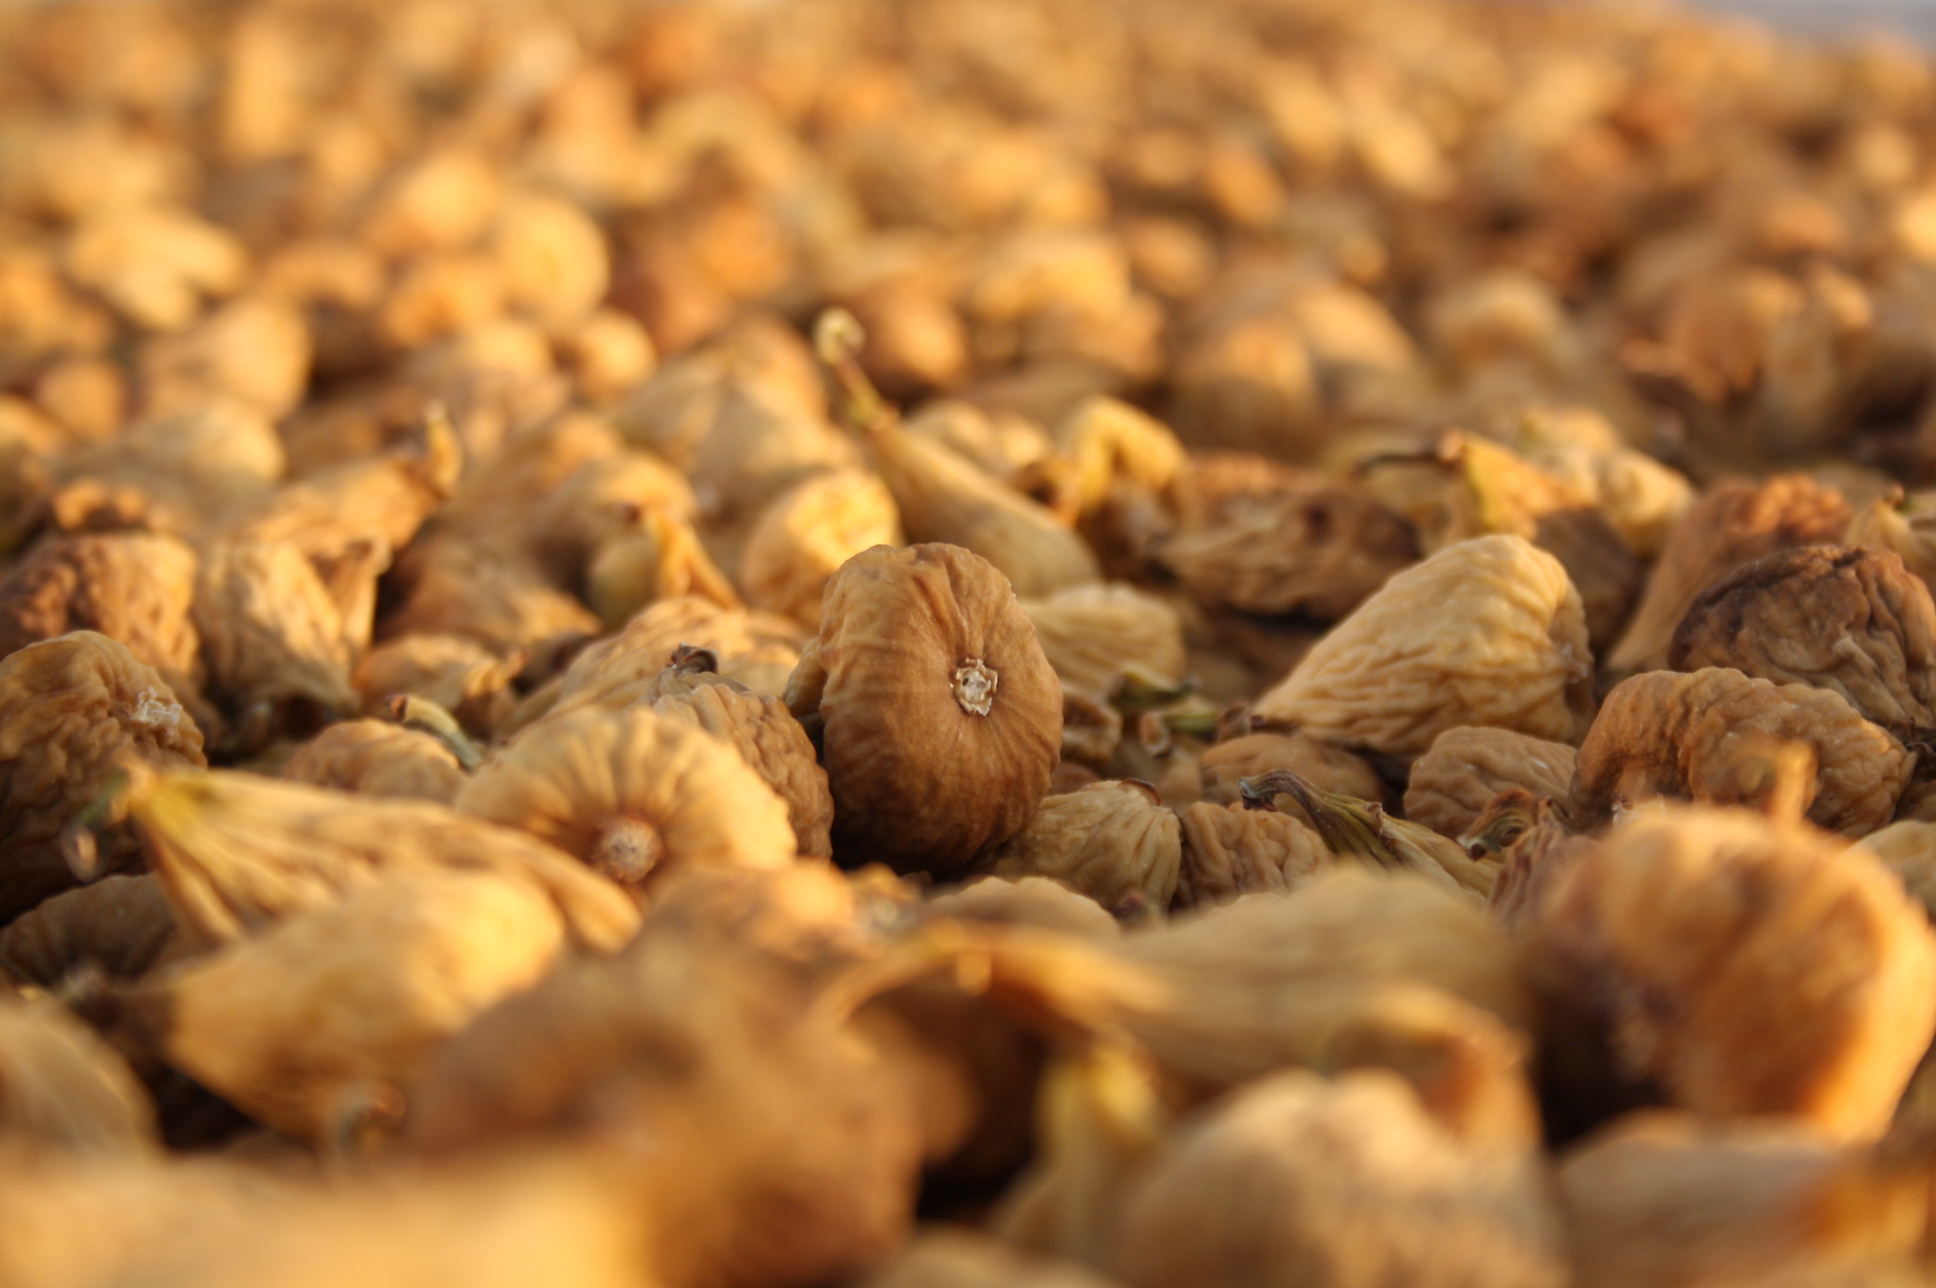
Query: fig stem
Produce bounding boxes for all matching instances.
[593,816,666,887]
[812,307,895,436]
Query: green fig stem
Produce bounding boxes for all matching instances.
[386,695,484,771]
[1238,770,1405,873]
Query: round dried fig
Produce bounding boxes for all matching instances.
[352,634,522,739]
[1404,727,1578,842]
[983,780,1182,917]
[786,543,1062,875]
[457,704,796,892]
[0,632,205,921]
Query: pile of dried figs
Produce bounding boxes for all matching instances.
[8,0,1936,1282]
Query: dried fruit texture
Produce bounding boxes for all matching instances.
[1609,475,1851,673]
[1856,821,1936,921]
[929,876,1120,940]
[0,532,202,695]
[127,769,639,954]
[460,705,797,893]
[0,633,205,921]
[1506,413,1696,562]
[1110,872,1537,1112]
[114,869,570,1145]
[406,869,931,1288]
[194,539,359,739]
[1847,490,1936,597]
[1404,727,1578,842]
[1569,668,1912,837]
[1251,536,1595,762]
[0,874,181,989]
[1530,805,1936,1141]
[583,509,742,631]
[352,634,523,738]
[381,538,603,657]
[686,384,865,530]
[1669,546,1936,736]
[739,469,903,629]
[1158,470,1420,620]
[787,543,1063,875]
[526,452,700,587]
[1558,1112,1929,1288]
[862,1230,1128,1288]
[983,781,1182,917]
[1018,584,1186,700]
[648,675,834,860]
[58,401,288,533]
[549,597,806,713]
[0,993,156,1156]
[1111,1070,1568,1288]
[1199,732,1392,821]
[281,720,466,804]
[1483,794,1594,933]
[1242,770,1497,898]
[1174,801,1336,907]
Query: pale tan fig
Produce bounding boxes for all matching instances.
[0,633,205,921]
[194,538,359,742]
[1609,474,1850,673]
[583,509,741,631]
[1018,584,1187,701]
[544,597,807,718]
[686,381,865,530]
[1405,727,1578,842]
[381,537,603,657]
[0,532,202,696]
[431,412,623,543]
[282,720,466,804]
[647,666,834,859]
[1569,669,1912,837]
[983,781,1182,917]
[903,401,1054,481]
[1111,1070,1568,1288]
[786,543,1063,875]
[352,634,523,738]
[1857,820,1936,919]
[1846,488,1936,596]
[1669,546,1936,735]
[457,704,796,892]
[1559,1111,1930,1288]
[739,469,903,629]
[125,768,639,954]
[929,876,1120,940]
[1174,800,1337,907]
[1199,732,1392,821]
[0,875,182,989]
[0,992,156,1156]
[1251,535,1595,761]
[107,869,571,1145]
[1530,805,1936,1140]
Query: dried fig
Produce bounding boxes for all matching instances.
[1405,727,1578,841]
[582,509,741,630]
[1199,732,1391,818]
[282,720,466,804]
[194,539,359,743]
[0,633,205,921]
[125,768,639,954]
[0,874,181,988]
[352,634,523,739]
[0,992,156,1156]
[1251,535,1595,762]
[1240,769,1497,897]
[1110,1069,1568,1288]
[929,876,1120,940]
[1609,475,1850,673]
[1856,821,1936,920]
[1669,546,1936,735]
[1531,805,1936,1140]
[862,1230,1126,1288]
[983,781,1182,917]
[738,469,903,629]
[1174,800,1336,907]
[1018,584,1187,701]
[0,532,202,696]
[786,543,1062,875]
[381,538,603,657]
[546,596,806,714]
[457,704,796,892]
[1569,668,1912,836]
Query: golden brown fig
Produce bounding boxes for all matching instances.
[1530,805,1936,1141]
[380,537,603,657]
[1110,1070,1568,1288]
[0,532,202,696]
[1668,545,1936,736]
[0,874,181,988]
[457,705,797,893]
[352,634,523,738]
[547,596,806,713]
[126,768,639,954]
[1569,669,1912,837]
[1404,727,1578,842]
[281,720,466,804]
[786,543,1062,875]
[525,452,700,586]
[193,538,359,741]
[583,510,741,630]
[1609,474,1850,673]
[738,469,903,630]
[110,869,571,1145]
[983,781,1182,917]
[0,633,206,921]
[1174,800,1337,907]
[1250,535,1595,762]
[930,876,1120,940]
[1199,732,1392,822]
[0,992,156,1156]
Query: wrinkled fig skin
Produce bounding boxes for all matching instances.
[0,533,203,693]
[1568,668,1912,837]
[788,544,1061,876]
[1669,545,1936,735]
[1405,728,1578,842]
[1608,474,1850,673]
